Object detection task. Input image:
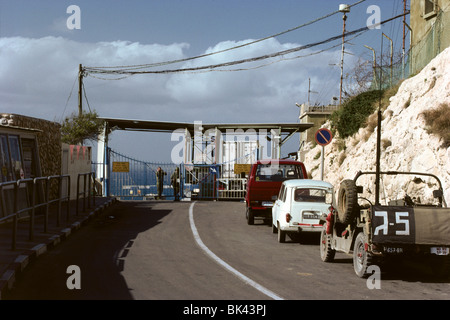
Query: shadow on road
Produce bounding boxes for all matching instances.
[5,201,172,300]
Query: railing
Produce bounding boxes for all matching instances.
[76,172,96,215]
[0,172,95,250]
[217,178,247,200]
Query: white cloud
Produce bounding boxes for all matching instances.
[0,35,353,160]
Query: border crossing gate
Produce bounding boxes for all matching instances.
[94,149,247,200]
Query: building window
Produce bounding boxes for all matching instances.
[0,134,13,182]
[9,135,24,180]
[0,134,27,182]
[423,0,437,19]
[21,138,38,179]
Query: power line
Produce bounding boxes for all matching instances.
[85,11,409,78]
[60,73,78,122]
[179,29,368,74]
[84,0,367,73]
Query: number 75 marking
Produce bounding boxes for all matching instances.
[374,211,410,236]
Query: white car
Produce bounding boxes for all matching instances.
[272,179,335,243]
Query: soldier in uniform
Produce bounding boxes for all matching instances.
[171,167,181,201]
[156,167,166,199]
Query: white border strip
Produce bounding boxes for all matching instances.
[189,202,284,300]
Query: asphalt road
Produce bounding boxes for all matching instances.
[4,201,450,300]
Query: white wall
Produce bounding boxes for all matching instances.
[61,143,93,199]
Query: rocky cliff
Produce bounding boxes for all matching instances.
[303,47,450,205]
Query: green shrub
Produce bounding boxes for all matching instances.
[61,111,105,145]
[330,90,383,139]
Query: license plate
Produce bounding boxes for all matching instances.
[431,247,449,256]
[384,247,403,254]
[303,212,319,220]
[262,201,273,207]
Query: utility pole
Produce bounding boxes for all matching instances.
[339,4,350,105]
[402,0,407,79]
[78,64,83,117]
[307,78,318,106]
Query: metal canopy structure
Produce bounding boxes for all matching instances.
[96,117,314,197]
[99,117,313,136]
[98,116,314,163]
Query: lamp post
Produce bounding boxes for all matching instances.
[339,4,350,105]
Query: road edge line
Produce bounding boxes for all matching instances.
[188,202,284,301]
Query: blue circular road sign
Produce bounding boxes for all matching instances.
[315,128,333,146]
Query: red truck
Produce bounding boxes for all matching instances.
[245,159,308,225]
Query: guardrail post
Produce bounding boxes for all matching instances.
[76,174,80,215]
[12,182,18,250]
[83,173,87,212]
[29,179,36,241]
[88,172,92,209]
[44,177,50,233]
[66,175,71,222]
[92,172,96,207]
[57,176,62,227]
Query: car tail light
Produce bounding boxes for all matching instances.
[286,213,292,223]
[326,208,334,235]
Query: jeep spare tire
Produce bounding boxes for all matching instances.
[337,179,358,224]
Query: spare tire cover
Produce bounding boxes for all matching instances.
[337,179,358,224]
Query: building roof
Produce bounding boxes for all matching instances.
[99,117,314,135]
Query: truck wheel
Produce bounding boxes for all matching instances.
[277,222,286,243]
[337,179,358,224]
[353,232,374,278]
[320,226,335,262]
[246,206,254,225]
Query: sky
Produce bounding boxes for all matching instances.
[0,0,410,163]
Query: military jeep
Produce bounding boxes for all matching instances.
[320,171,450,278]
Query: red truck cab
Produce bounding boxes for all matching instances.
[245,159,307,225]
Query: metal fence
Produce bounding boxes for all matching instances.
[410,8,450,75]
[76,172,96,214]
[0,172,96,250]
[0,175,70,249]
[369,7,450,91]
[97,149,250,201]
[106,149,179,200]
[183,164,247,200]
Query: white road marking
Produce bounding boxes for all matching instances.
[189,202,284,300]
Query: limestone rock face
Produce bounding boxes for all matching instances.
[303,47,450,205]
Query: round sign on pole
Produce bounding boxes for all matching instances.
[315,128,333,146]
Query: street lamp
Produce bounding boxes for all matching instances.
[339,4,350,105]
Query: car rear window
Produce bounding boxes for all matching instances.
[255,164,304,182]
[294,188,330,203]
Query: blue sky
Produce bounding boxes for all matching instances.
[0,0,410,162]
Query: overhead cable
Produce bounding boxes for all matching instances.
[85,11,409,77]
[84,0,367,72]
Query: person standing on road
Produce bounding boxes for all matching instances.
[156,167,166,200]
[171,167,181,201]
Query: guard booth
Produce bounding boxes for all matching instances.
[0,118,42,217]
